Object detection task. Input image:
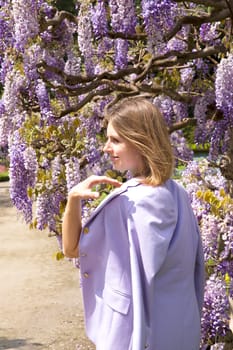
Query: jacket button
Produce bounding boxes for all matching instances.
[83,272,89,278]
[83,227,89,234]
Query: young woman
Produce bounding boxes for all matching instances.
[62,97,205,350]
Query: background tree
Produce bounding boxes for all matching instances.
[0,0,233,347]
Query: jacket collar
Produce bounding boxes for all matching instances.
[83,178,141,227]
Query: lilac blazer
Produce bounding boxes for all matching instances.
[78,178,205,350]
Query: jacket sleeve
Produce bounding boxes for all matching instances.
[194,222,206,315]
[127,187,177,283]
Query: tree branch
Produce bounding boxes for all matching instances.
[168,118,197,133]
[107,30,146,41]
[151,45,227,68]
[225,0,233,18]
[140,83,192,103]
[174,0,227,9]
[134,57,153,83]
[165,9,230,41]
[37,60,143,85]
[38,44,225,97]
[219,128,233,182]
[44,10,78,28]
[59,88,113,118]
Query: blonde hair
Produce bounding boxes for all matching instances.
[104,97,174,186]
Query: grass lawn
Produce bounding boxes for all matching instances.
[0,171,9,182]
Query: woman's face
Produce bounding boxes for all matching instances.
[103,122,144,175]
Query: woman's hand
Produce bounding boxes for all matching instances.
[62,175,121,258]
[68,175,122,200]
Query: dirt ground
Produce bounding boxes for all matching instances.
[0,182,95,350]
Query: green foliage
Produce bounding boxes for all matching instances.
[53,250,65,261]
[20,112,84,163]
[86,169,125,210]
[190,143,210,152]
[163,68,181,90]
[51,0,76,13]
[196,188,233,217]
[0,172,9,182]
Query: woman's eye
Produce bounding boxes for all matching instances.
[111,137,119,143]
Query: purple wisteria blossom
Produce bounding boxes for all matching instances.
[90,0,112,59]
[51,155,62,186]
[0,68,27,144]
[9,131,33,223]
[36,190,53,230]
[154,95,175,125]
[78,109,102,170]
[215,54,233,121]
[65,157,81,192]
[201,275,230,344]
[12,0,39,52]
[114,0,137,35]
[64,52,81,76]
[213,54,233,159]
[167,26,188,52]
[36,153,66,231]
[180,65,195,90]
[154,95,188,125]
[141,0,176,54]
[170,130,194,162]
[180,160,233,344]
[194,90,215,145]
[23,146,38,188]
[109,0,137,68]
[0,53,14,85]
[200,22,220,45]
[2,69,26,121]
[153,96,192,162]
[0,99,7,146]
[78,3,95,76]
[209,119,230,161]
[23,44,42,82]
[39,2,56,18]
[36,185,65,233]
[0,5,14,64]
[40,50,65,83]
[35,79,56,125]
[114,39,129,69]
[201,214,219,263]
[91,0,108,37]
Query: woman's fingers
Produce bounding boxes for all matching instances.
[87,175,122,188]
[68,175,122,200]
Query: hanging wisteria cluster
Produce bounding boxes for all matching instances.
[181,159,233,346]
[0,0,233,346]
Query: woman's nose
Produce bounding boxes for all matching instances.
[103,140,111,153]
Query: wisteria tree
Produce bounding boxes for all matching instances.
[0,0,233,347]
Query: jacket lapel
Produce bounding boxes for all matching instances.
[83,178,140,226]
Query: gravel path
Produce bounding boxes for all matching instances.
[0,182,95,350]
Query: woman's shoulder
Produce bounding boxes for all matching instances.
[122,178,176,205]
[112,177,188,206]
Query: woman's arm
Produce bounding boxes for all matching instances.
[62,194,82,258]
[62,175,122,258]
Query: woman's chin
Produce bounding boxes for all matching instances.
[112,164,123,172]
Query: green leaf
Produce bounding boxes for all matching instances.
[53,251,65,261]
